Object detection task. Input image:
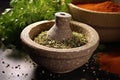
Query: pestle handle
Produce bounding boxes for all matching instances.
[47,12,73,41]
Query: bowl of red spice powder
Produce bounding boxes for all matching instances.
[68,0,120,42]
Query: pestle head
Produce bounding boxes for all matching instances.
[55,12,71,19]
[55,12,71,26]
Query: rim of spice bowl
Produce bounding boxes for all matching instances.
[68,2,120,28]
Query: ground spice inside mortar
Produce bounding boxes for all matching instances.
[76,1,120,12]
[34,31,87,49]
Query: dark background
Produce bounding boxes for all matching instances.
[0,0,10,13]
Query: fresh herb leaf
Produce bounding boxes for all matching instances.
[0,0,71,49]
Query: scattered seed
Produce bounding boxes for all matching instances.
[32,63,37,67]
[41,70,45,74]
[17,74,20,77]
[91,66,95,70]
[25,73,28,76]
[49,73,53,77]
[2,61,5,64]
[22,73,24,76]
[96,78,99,80]
[12,67,14,69]
[29,61,32,63]
[15,66,18,69]
[2,71,5,73]
[82,69,86,72]
[18,65,20,67]
[6,64,10,68]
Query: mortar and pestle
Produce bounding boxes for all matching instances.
[20,12,99,73]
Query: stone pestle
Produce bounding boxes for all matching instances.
[47,12,73,41]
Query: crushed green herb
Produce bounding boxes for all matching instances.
[34,31,88,49]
